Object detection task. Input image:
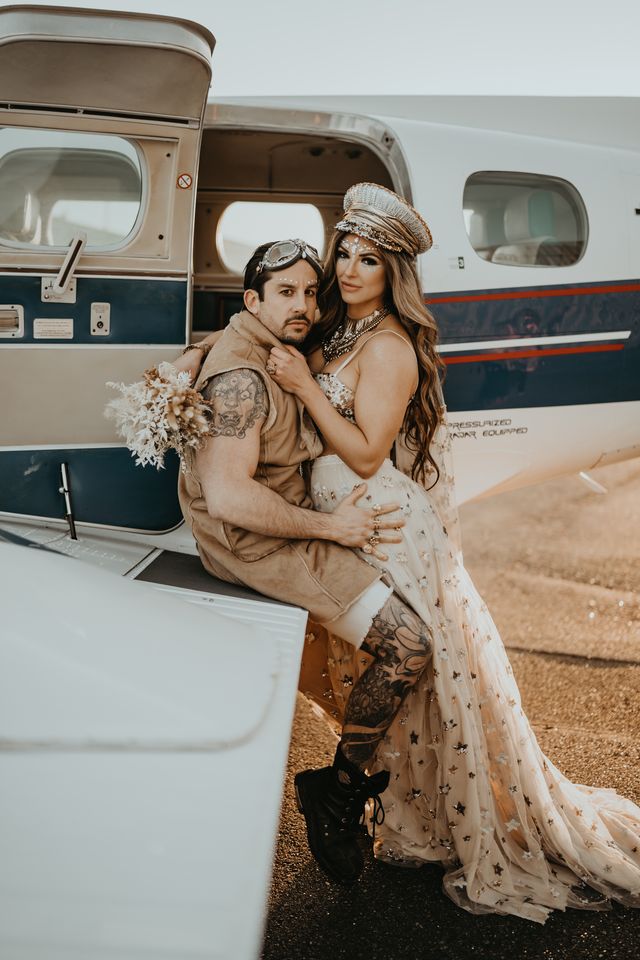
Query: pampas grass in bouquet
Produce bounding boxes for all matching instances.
[105,362,212,469]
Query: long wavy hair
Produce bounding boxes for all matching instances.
[309,230,446,486]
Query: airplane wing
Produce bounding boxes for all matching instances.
[0,537,306,960]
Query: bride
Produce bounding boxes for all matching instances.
[261,182,640,923]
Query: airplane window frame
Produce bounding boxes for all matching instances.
[463,171,589,269]
[0,126,147,254]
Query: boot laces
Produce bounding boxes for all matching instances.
[347,783,386,841]
[333,758,390,839]
[368,790,386,842]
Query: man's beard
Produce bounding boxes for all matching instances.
[280,320,309,346]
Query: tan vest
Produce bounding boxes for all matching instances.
[178,311,379,622]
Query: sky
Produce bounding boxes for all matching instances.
[15,0,640,97]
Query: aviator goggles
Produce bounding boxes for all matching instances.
[256,239,323,279]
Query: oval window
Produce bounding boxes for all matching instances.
[463,172,588,267]
[217,201,325,274]
[0,127,143,250]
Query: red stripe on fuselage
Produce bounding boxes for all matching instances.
[442,343,625,365]
[429,282,640,305]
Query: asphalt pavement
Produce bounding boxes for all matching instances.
[262,459,640,960]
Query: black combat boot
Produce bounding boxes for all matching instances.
[294,744,390,885]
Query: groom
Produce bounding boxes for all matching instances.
[178,240,433,884]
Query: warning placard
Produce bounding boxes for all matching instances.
[33,318,74,339]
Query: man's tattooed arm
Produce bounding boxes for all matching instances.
[201,369,269,439]
[194,367,385,548]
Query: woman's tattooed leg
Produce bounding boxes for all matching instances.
[340,594,432,770]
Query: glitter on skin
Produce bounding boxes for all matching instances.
[274,278,318,288]
[340,236,379,257]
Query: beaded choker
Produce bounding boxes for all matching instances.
[322,307,390,363]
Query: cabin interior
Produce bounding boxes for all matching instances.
[190,125,395,337]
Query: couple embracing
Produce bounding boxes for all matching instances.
[175,183,640,923]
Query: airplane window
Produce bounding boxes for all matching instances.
[0,127,143,250]
[217,202,325,274]
[463,172,587,267]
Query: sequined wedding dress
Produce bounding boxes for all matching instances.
[307,348,640,924]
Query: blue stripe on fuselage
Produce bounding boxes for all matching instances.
[0,447,182,531]
[429,279,640,411]
[0,274,187,344]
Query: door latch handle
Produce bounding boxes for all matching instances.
[51,232,86,298]
[58,462,78,541]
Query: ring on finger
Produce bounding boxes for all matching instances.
[373,515,382,529]
[266,361,277,374]
[369,533,381,546]
[362,543,373,554]
[372,503,382,513]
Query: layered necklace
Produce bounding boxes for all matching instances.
[322,306,390,363]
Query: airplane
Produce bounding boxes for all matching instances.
[0,5,638,958]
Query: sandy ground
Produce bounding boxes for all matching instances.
[262,459,640,960]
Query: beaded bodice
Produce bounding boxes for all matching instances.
[314,328,415,425]
[314,372,356,422]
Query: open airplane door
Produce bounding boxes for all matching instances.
[0,5,214,534]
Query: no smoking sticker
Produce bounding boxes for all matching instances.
[177,173,193,189]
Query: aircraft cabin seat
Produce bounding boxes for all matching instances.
[491,189,556,266]
[468,211,493,260]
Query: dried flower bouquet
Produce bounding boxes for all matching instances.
[105,362,212,469]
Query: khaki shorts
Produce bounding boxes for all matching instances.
[195,532,386,633]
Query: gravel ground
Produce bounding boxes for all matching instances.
[262,459,640,960]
